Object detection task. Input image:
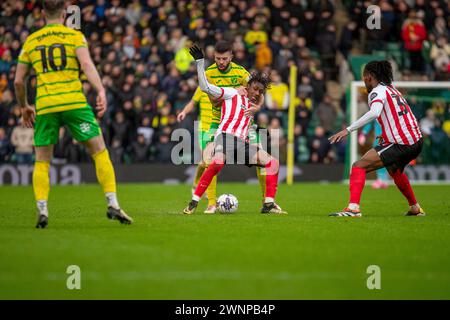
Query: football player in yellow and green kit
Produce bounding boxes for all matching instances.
[178,41,268,213]
[14,0,132,228]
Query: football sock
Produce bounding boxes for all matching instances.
[193,159,224,200]
[206,176,217,206]
[33,161,50,203]
[256,166,266,202]
[106,192,120,209]
[92,149,119,208]
[264,159,279,202]
[389,170,417,206]
[37,200,49,217]
[349,166,366,207]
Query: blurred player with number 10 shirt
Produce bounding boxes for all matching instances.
[14,0,133,228]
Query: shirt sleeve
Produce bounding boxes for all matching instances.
[18,44,31,66]
[347,100,384,132]
[367,87,386,110]
[192,87,203,103]
[241,69,250,86]
[196,59,237,99]
[74,31,88,49]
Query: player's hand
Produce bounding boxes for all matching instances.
[21,105,35,128]
[358,133,366,146]
[237,86,248,96]
[244,104,259,117]
[189,44,204,60]
[328,129,349,144]
[96,90,107,118]
[177,111,187,122]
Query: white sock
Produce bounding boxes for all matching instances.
[348,203,360,210]
[106,192,120,209]
[37,200,48,217]
[265,197,274,204]
[410,203,420,210]
[192,195,200,202]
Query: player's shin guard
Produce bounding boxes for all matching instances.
[206,176,217,206]
[33,161,50,202]
[389,170,417,206]
[193,159,224,201]
[92,149,119,208]
[349,166,366,206]
[264,158,279,202]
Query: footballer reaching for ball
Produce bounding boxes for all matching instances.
[14,0,133,228]
[182,45,287,215]
[329,60,424,217]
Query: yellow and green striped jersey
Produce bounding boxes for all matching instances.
[195,61,250,128]
[18,23,88,115]
[192,88,212,132]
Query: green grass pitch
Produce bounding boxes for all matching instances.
[0,183,449,299]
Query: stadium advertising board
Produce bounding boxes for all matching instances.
[2,164,450,185]
[0,164,345,185]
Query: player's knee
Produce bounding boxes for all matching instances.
[265,157,279,175]
[352,161,366,170]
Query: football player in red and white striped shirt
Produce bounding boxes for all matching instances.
[329,60,425,217]
[183,45,286,215]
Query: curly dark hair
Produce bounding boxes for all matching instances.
[248,72,271,91]
[364,60,394,84]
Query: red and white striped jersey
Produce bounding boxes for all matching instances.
[368,83,422,146]
[216,87,252,140]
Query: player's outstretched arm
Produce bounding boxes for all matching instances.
[14,62,35,128]
[189,45,236,100]
[329,103,384,144]
[76,47,107,118]
[177,99,195,122]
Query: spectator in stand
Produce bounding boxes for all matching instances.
[309,126,330,163]
[10,121,33,164]
[314,94,337,134]
[265,71,289,111]
[430,36,450,71]
[131,134,150,163]
[0,127,11,162]
[401,11,427,72]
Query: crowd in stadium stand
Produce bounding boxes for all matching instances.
[0,0,449,165]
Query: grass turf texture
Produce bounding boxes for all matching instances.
[0,183,449,299]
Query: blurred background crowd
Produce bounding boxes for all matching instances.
[0,0,449,165]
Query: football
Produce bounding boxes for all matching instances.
[217,194,239,213]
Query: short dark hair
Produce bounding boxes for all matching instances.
[248,72,271,91]
[43,0,67,19]
[364,60,394,84]
[214,41,232,54]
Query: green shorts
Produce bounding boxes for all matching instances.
[199,123,219,150]
[34,107,101,147]
[248,124,261,145]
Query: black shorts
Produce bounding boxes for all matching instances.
[375,138,423,172]
[213,133,260,167]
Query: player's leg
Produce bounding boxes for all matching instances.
[32,112,60,228]
[192,130,208,195]
[386,140,425,216]
[330,148,384,217]
[63,107,132,224]
[203,141,218,213]
[33,145,54,228]
[183,134,227,214]
[183,152,225,214]
[387,167,424,216]
[251,148,286,214]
